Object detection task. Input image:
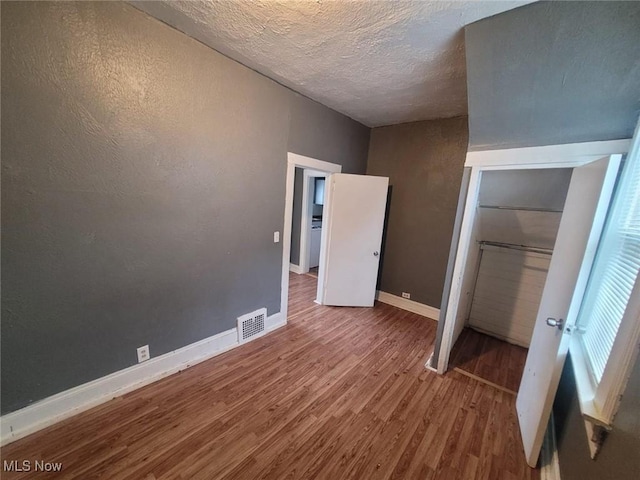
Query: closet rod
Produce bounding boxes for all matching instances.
[478,205,562,213]
[480,241,553,256]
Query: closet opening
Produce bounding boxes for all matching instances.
[448,168,573,392]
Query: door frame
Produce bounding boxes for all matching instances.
[281,153,341,322]
[434,139,631,374]
[299,169,328,274]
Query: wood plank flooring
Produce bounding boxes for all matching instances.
[288,269,319,316]
[449,328,528,395]
[1,273,538,479]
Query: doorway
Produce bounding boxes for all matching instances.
[447,168,572,393]
[282,153,390,320]
[434,141,627,374]
[432,140,628,466]
[280,153,341,323]
[290,169,327,277]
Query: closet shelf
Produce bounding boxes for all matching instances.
[478,205,563,213]
[479,240,553,256]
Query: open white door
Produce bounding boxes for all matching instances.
[318,174,389,307]
[516,156,621,467]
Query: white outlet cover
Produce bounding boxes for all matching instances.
[274,231,280,243]
[402,292,411,299]
[137,345,150,363]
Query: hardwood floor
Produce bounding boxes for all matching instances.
[287,269,318,317]
[449,328,528,395]
[1,273,538,479]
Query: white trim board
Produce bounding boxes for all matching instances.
[0,313,285,446]
[466,139,630,168]
[289,263,304,274]
[376,291,440,321]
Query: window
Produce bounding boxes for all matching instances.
[571,118,640,456]
[577,126,640,383]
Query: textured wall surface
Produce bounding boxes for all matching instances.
[287,92,370,172]
[478,169,573,211]
[465,1,640,150]
[290,168,304,265]
[366,117,468,308]
[1,1,368,414]
[131,0,530,127]
[554,353,640,480]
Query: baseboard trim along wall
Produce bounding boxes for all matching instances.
[0,313,286,446]
[375,291,440,321]
[289,263,304,274]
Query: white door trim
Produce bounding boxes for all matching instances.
[466,139,630,167]
[282,153,341,320]
[436,139,631,374]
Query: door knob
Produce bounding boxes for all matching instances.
[546,317,564,330]
[373,251,379,257]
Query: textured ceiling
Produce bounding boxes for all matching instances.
[132,1,531,127]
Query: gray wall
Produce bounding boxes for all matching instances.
[290,167,304,265]
[465,1,640,150]
[479,169,572,211]
[1,1,369,414]
[288,92,370,173]
[554,353,640,480]
[366,117,469,308]
[465,1,640,476]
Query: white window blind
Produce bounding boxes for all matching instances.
[577,137,640,383]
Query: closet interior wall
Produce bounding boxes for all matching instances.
[464,168,574,347]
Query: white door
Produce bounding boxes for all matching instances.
[318,174,389,307]
[516,156,621,467]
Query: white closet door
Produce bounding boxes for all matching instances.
[469,245,551,347]
[517,155,620,467]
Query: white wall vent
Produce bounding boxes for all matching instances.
[237,308,267,344]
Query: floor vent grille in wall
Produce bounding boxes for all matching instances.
[238,308,267,343]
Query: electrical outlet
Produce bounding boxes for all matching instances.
[402,292,411,299]
[137,345,150,363]
[274,231,280,243]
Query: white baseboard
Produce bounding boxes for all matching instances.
[265,312,286,332]
[541,413,562,480]
[289,263,304,274]
[0,313,285,446]
[424,352,439,373]
[376,291,440,321]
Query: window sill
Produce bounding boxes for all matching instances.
[569,338,613,459]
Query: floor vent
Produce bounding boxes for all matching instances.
[237,308,267,344]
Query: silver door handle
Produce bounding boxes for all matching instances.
[373,251,379,257]
[546,317,564,330]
